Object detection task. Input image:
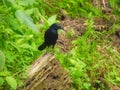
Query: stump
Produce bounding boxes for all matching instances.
[19,53,72,90]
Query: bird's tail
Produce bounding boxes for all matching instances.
[38,42,47,50]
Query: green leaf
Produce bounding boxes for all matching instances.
[83,83,91,89]
[17,0,29,6]
[4,16,21,33]
[116,77,120,81]
[47,15,57,26]
[0,77,4,86]
[3,0,15,7]
[15,10,38,32]
[27,0,35,5]
[6,76,17,89]
[19,44,31,49]
[0,50,5,71]
[17,0,35,6]
[0,71,10,77]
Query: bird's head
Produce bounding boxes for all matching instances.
[50,23,64,30]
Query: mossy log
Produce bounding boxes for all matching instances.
[19,53,72,90]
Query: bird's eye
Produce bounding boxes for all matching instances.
[58,25,61,29]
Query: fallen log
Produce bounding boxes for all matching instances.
[18,53,72,90]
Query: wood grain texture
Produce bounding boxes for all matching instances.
[18,53,72,90]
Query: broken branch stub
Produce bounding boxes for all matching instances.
[20,53,72,90]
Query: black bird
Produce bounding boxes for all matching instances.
[38,23,63,50]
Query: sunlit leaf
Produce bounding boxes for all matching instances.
[27,0,35,5]
[17,0,34,6]
[0,77,4,86]
[6,76,17,89]
[0,50,5,71]
[47,15,57,26]
[0,71,10,77]
[17,0,29,6]
[15,10,38,32]
[3,0,16,8]
[19,44,31,49]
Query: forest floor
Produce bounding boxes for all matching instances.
[56,8,120,89]
[57,13,120,53]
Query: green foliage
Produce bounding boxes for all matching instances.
[6,76,17,89]
[0,51,5,71]
[0,0,41,89]
[0,0,120,90]
[48,0,102,18]
[15,10,38,32]
[0,77,4,86]
[55,18,120,89]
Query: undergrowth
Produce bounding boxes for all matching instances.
[55,20,120,89]
[0,0,120,90]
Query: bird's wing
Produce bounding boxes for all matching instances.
[44,29,49,39]
[44,29,58,42]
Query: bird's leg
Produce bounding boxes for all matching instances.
[52,45,55,49]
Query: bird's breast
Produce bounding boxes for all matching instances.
[45,29,58,42]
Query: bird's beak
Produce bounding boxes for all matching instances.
[61,28,64,30]
[60,27,64,30]
[60,27,67,33]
